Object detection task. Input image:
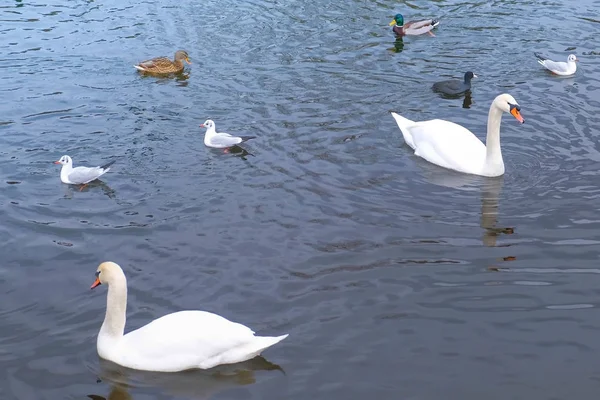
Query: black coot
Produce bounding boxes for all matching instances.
[432,71,477,95]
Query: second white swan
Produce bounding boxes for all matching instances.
[391,93,524,177]
[91,262,288,372]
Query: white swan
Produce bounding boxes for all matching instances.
[391,93,525,177]
[91,262,288,372]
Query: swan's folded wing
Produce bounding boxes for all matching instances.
[119,311,257,372]
[68,166,105,184]
[408,119,487,174]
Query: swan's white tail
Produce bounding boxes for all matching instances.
[390,112,416,149]
[247,334,288,358]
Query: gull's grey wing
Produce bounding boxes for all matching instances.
[68,166,105,184]
[541,59,568,73]
[209,134,243,148]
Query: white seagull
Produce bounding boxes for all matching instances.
[200,120,256,151]
[54,155,115,187]
[535,53,578,76]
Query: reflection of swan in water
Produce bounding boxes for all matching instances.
[413,157,513,246]
[88,356,284,400]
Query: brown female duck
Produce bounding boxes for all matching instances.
[134,50,191,74]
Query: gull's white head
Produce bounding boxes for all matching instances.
[54,155,72,166]
[568,54,578,63]
[199,119,215,130]
[493,94,524,124]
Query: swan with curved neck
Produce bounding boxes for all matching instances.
[91,262,288,372]
[391,93,525,177]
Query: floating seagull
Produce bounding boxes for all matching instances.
[389,13,439,37]
[54,155,115,188]
[199,120,256,152]
[432,71,477,95]
[535,53,578,76]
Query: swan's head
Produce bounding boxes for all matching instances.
[199,119,215,130]
[568,54,578,63]
[54,155,72,166]
[389,14,404,27]
[175,50,191,65]
[494,94,524,124]
[91,262,125,289]
[464,71,477,82]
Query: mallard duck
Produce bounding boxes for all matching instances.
[432,71,477,95]
[134,50,190,74]
[389,14,439,37]
[534,53,578,76]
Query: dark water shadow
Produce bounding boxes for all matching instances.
[432,89,473,109]
[210,145,254,160]
[62,180,116,199]
[413,158,514,247]
[388,37,404,53]
[137,71,190,86]
[88,356,284,400]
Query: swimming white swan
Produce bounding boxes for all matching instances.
[91,262,288,372]
[391,93,525,177]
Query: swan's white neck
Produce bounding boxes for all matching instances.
[482,103,505,177]
[99,277,127,341]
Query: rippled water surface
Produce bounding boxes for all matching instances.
[2,0,600,398]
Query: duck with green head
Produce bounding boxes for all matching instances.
[389,13,439,37]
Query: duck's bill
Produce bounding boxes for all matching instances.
[510,108,524,123]
[185,58,192,64]
[199,124,205,128]
[53,161,61,164]
[90,277,101,289]
[473,74,478,78]
[389,20,397,26]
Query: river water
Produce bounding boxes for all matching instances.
[1,0,600,399]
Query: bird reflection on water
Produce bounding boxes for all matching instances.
[413,158,515,247]
[88,356,285,400]
[62,180,116,199]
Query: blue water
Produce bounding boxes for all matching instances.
[1,0,600,399]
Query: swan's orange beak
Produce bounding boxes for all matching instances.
[54,161,61,164]
[91,277,101,289]
[510,107,524,123]
[199,124,205,128]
